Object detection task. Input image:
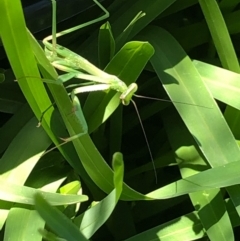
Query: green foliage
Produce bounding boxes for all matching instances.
[1,0,240,240]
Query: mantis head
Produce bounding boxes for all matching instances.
[120,83,138,106]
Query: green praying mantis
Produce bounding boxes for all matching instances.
[40,0,160,177]
[37,0,209,182]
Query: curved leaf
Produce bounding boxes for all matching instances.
[74,152,124,238]
[194,60,240,111]
[34,194,88,241]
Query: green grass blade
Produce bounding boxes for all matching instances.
[124,211,205,241]
[199,0,239,72]
[0,0,57,141]
[34,194,88,241]
[0,117,51,182]
[74,152,124,238]
[194,60,240,110]
[98,21,115,68]
[4,209,44,241]
[0,181,88,205]
[147,160,240,198]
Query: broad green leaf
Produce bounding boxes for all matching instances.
[60,181,81,195]
[194,60,240,110]
[84,41,154,133]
